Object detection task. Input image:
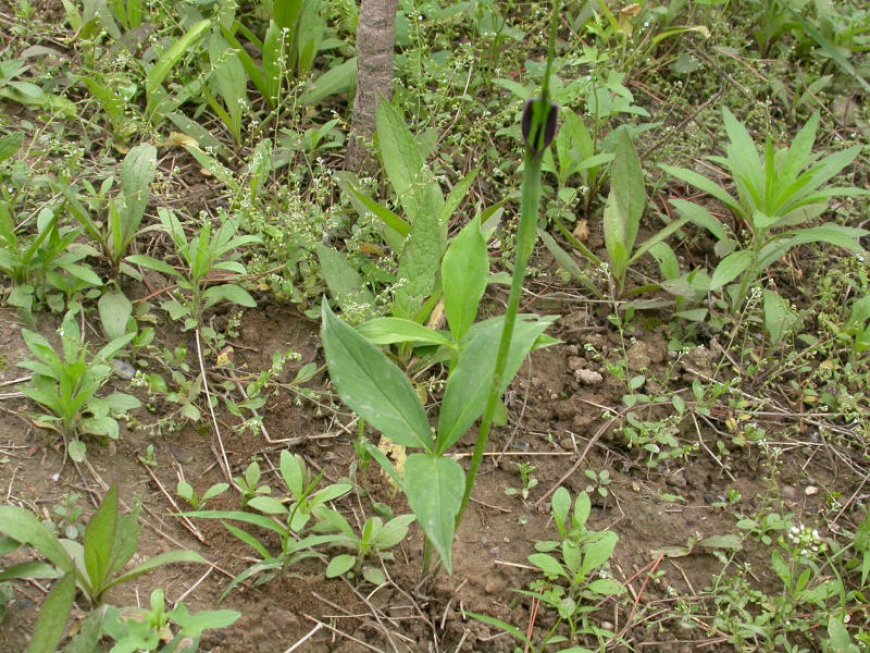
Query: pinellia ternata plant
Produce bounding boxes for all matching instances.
[321,1,562,573]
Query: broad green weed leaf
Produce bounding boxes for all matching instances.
[437,315,554,452]
[667,199,729,242]
[83,485,119,597]
[660,165,742,215]
[119,144,157,242]
[710,250,753,290]
[28,572,75,653]
[0,506,71,570]
[763,290,798,345]
[581,531,618,574]
[528,553,566,579]
[0,132,24,163]
[442,218,488,341]
[786,224,868,253]
[394,176,442,319]
[603,131,645,287]
[440,168,478,225]
[98,291,132,341]
[357,317,451,346]
[300,57,357,106]
[377,100,424,215]
[326,554,356,578]
[316,244,373,310]
[322,302,434,451]
[202,284,257,309]
[403,453,464,573]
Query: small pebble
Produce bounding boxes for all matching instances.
[575,369,603,385]
[805,486,819,496]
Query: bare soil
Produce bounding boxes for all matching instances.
[1,276,863,652]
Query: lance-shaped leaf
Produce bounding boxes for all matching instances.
[403,453,465,573]
[437,315,555,453]
[322,302,434,451]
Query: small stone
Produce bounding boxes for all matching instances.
[568,356,585,371]
[488,547,500,557]
[626,342,652,371]
[484,575,506,594]
[559,437,574,451]
[805,486,819,496]
[781,485,797,501]
[575,369,603,385]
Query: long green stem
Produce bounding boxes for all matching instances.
[455,0,560,528]
[456,153,544,526]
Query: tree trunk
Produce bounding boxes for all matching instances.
[346,0,398,174]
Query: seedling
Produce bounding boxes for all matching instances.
[470,488,625,650]
[102,589,240,652]
[128,209,260,330]
[0,486,207,653]
[661,108,868,311]
[505,461,539,501]
[185,451,352,596]
[18,308,140,462]
[314,511,416,583]
[62,143,158,277]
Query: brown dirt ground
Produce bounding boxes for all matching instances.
[1,268,864,652]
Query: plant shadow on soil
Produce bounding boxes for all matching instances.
[0,290,863,652]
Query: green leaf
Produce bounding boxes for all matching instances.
[608,130,646,252]
[119,144,157,245]
[108,550,206,591]
[28,572,75,653]
[316,244,373,310]
[325,554,356,578]
[667,199,729,243]
[528,553,566,579]
[145,19,211,120]
[709,250,754,290]
[465,612,532,647]
[0,132,24,163]
[202,284,257,309]
[581,531,618,574]
[442,218,488,341]
[786,224,868,253]
[660,164,743,216]
[763,290,798,345]
[376,100,424,218]
[403,453,464,573]
[125,254,178,277]
[64,604,107,653]
[335,173,410,238]
[356,318,451,346]
[394,167,444,319]
[440,168,478,225]
[98,291,132,341]
[83,485,119,598]
[586,578,625,596]
[827,614,859,653]
[437,315,554,452]
[0,507,71,571]
[300,57,357,106]
[321,302,434,451]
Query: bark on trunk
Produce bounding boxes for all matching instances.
[346,0,398,174]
